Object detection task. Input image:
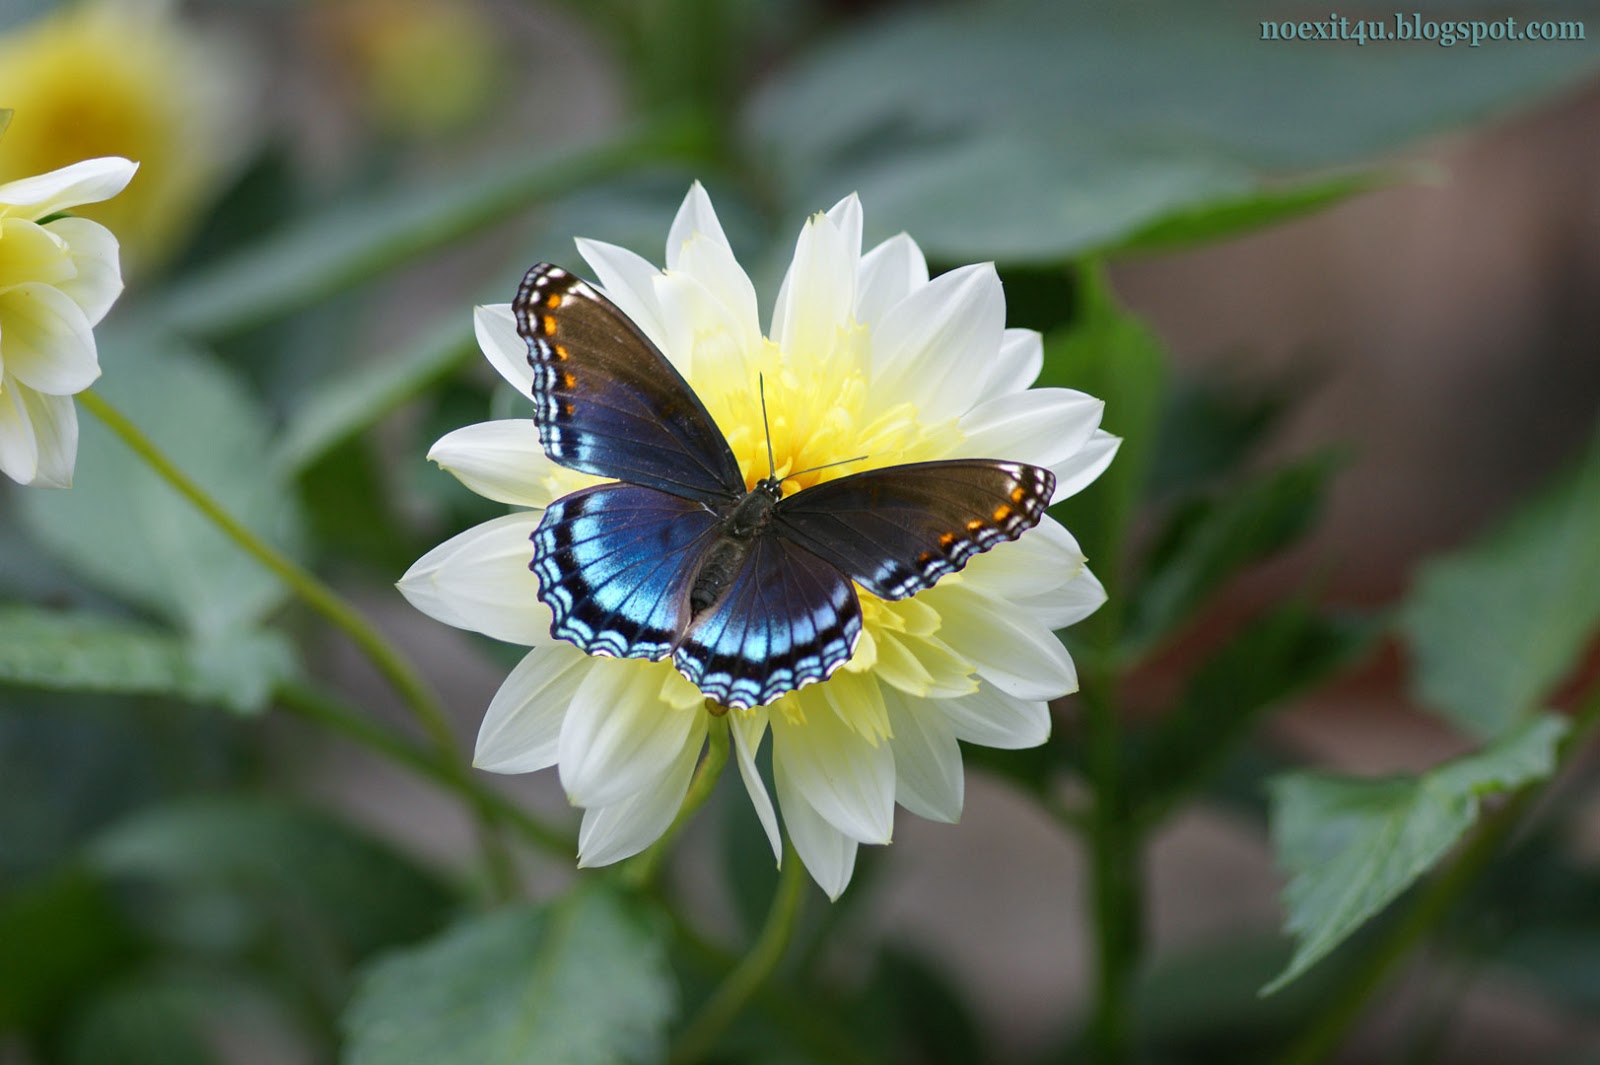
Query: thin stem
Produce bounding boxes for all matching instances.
[669,839,807,1065]
[1280,683,1600,1065]
[625,714,730,888]
[1084,666,1139,1065]
[276,683,573,856]
[80,389,518,896]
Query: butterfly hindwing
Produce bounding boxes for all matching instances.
[774,459,1056,601]
[531,483,722,660]
[673,536,862,711]
[514,264,745,503]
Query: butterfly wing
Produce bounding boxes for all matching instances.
[673,536,862,710]
[514,264,745,503]
[532,483,722,660]
[774,459,1056,601]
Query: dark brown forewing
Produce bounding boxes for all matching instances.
[773,459,1056,600]
[513,264,744,504]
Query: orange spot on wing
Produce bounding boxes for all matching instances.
[541,316,557,335]
[553,345,570,360]
[938,531,956,549]
[545,293,563,309]
[965,518,984,532]
[993,504,1012,522]
[1011,486,1027,503]
[561,371,576,389]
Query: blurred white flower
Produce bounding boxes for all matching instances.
[0,157,136,488]
[0,0,250,272]
[400,184,1117,897]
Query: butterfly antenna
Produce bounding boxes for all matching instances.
[788,454,869,478]
[758,374,777,479]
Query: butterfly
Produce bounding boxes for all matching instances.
[513,263,1056,710]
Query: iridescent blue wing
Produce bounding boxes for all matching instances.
[532,483,722,660]
[673,537,862,711]
[513,264,745,504]
[774,459,1055,600]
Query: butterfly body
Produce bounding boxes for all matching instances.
[515,263,1055,710]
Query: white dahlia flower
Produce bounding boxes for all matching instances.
[0,156,136,488]
[399,184,1117,897]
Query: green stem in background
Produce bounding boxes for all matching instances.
[1280,682,1600,1065]
[79,389,519,898]
[1083,660,1140,1065]
[625,714,730,889]
[277,683,573,856]
[669,839,806,1065]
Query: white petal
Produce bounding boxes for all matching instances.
[1020,564,1107,630]
[396,512,551,645]
[0,383,40,486]
[575,237,670,353]
[557,661,703,808]
[771,209,856,360]
[884,688,965,823]
[957,389,1103,471]
[652,270,753,382]
[666,181,732,268]
[474,642,592,773]
[975,329,1045,403]
[770,698,895,844]
[671,234,761,356]
[775,755,858,900]
[0,157,137,220]
[14,388,77,489]
[428,420,561,508]
[962,517,1085,604]
[730,709,782,865]
[824,193,863,272]
[578,713,707,867]
[44,217,123,326]
[938,683,1053,750]
[1051,430,1121,503]
[870,263,1005,423]
[0,284,100,395]
[854,233,928,329]
[474,304,536,394]
[931,586,1078,700]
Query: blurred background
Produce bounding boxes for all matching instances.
[2,0,1598,1063]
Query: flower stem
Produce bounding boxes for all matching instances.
[79,388,519,897]
[276,683,573,856]
[1280,683,1600,1065]
[1084,668,1140,1065]
[625,714,730,888]
[669,839,806,1065]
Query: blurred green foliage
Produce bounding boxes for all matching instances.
[2,1,1598,1064]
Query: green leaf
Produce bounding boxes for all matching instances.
[154,124,697,339]
[1145,373,1295,502]
[1136,601,1379,823]
[747,0,1599,262]
[342,887,675,1065]
[1105,170,1404,256]
[0,866,138,1031]
[0,607,295,714]
[20,327,303,636]
[89,798,456,960]
[1265,713,1568,994]
[1125,453,1340,654]
[1400,434,1600,740]
[275,317,477,474]
[1044,264,1167,601]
